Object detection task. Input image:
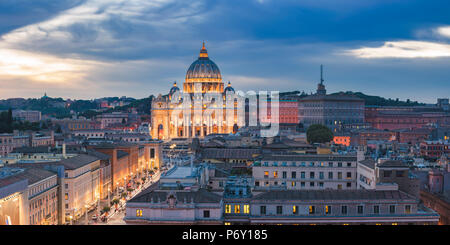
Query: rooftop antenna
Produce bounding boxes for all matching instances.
[320,64,324,85]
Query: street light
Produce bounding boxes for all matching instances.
[84,204,89,225]
[69,215,73,225]
[108,187,111,206]
[96,195,100,216]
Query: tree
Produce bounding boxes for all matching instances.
[306,124,333,144]
[101,206,111,215]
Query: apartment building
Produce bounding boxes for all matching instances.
[253,154,359,190]
[0,167,59,225]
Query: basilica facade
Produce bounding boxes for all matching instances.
[151,43,238,140]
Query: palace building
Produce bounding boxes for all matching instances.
[151,43,238,140]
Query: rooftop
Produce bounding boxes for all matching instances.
[128,188,222,204]
[252,189,415,201]
[58,154,99,170]
[0,167,56,187]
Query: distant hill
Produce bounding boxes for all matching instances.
[330,91,425,106]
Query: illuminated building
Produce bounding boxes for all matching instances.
[0,167,58,225]
[298,66,365,132]
[151,43,237,139]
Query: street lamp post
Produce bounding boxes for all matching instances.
[85,204,89,225]
[96,195,100,216]
[108,187,111,207]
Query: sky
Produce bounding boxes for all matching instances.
[0,0,449,103]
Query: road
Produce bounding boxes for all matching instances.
[74,171,161,225]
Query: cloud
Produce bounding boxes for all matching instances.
[436,26,450,38]
[345,40,450,58]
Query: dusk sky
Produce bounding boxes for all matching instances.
[0,0,449,103]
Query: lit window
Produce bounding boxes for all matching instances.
[234,205,240,214]
[225,205,231,214]
[293,205,298,214]
[325,205,331,214]
[273,171,278,178]
[224,222,231,225]
[309,206,315,214]
[243,205,250,214]
[405,205,411,214]
[136,209,143,217]
[264,171,269,178]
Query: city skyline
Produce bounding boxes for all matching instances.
[1,0,450,103]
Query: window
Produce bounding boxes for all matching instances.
[357,205,364,214]
[346,172,352,179]
[293,206,298,214]
[203,210,210,218]
[347,162,352,167]
[373,205,380,214]
[383,171,392,178]
[282,171,287,179]
[136,209,143,217]
[341,206,348,215]
[396,171,404,177]
[65,193,68,200]
[225,205,231,214]
[310,182,315,187]
[309,206,315,214]
[325,205,331,214]
[234,205,240,214]
[346,182,351,188]
[291,181,296,187]
[337,184,342,190]
[338,162,342,167]
[65,184,68,189]
[301,182,305,187]
[319,172,324,179]
[310,172,315,179]
[276,206,283,214]
[264,171,269,178]
[405,205,411,214]
[243,205,250,214]
[260,206,266,215]
[319,182,324,188]
[389,205,396,214]
[255,181,260,187]
[338,172,342,179]
[273,171,278,178]
[301,172,305,179]
[291,172,297,179]
[328,162,333,167]
[328,172,333,179]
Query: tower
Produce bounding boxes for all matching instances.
[316,65,326,95]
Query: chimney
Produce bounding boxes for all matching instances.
[62,143,67,159]
[190,155,194,175]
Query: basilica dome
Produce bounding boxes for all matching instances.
[169,81,180,95]
[185,43,222,82]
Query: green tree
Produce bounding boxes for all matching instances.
[306,124,333,144]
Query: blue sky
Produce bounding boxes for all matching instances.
[0,0,449,103]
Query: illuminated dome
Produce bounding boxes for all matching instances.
[169,81,180,95]
[185,42,222,82]
[224,81,235,93]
